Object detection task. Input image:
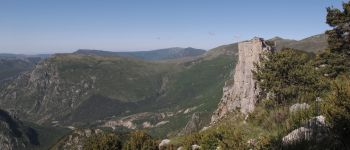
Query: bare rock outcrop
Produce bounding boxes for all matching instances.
[159,139,171,149]
[282,115,327,145]
[289,103,310,113]
[282,127,312,144]
[211,37,273,123]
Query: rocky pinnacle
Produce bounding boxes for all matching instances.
[211,37,273,123]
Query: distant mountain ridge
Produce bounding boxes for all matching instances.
[269,33,328,53]
[203,34,327,62]
[0,53,51,60]
[74,47,206,60]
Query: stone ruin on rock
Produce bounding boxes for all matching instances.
[211,37,274,123]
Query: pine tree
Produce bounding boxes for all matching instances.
[316,2,350,78]
[326,2,350,55]
[253,48,323,104]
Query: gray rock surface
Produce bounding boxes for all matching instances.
[159,139,171,149]
[211,38,273,123]
[282,115,327,145]
[289,103,310,113]
[282,127,312,144]
[192,144,201,150]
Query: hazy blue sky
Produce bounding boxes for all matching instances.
[0,0,345,54]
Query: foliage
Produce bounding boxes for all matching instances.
[180,123,248,150]
[212,125,247,149]
[82,130,159,150]
[324,75,350,148]
[326,2,350,55]
[253,48,324,104]
[316,2,350,78]
[123,131,159,150]
[84,132,122,150]
[320,2,350,148]
[315,48,349,78]
[181,133,203,149]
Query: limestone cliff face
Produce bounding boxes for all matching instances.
[211,37,273,123]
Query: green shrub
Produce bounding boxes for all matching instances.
[84,132,122,150]
[123,131,158,150]
[324,75,350,148]
[181,133,202,150]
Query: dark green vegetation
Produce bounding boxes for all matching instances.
[320,2,350,148]
[84,132,123,150]
[323,76,350,148]
[52,129,159,150]
[253,48,323,104]
[123,131,159,150]
[315,2,350,78]
[75,47,206,61]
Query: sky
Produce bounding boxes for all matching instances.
[0,0,346,54]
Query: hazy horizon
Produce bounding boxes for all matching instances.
[0,0,344,54]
